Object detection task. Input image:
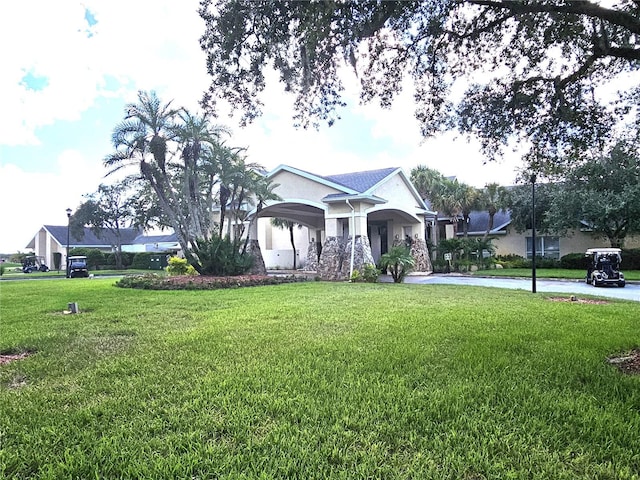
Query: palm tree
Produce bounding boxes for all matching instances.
[379,246,415,283]
[432,179,480,237]
[104,91,204,265]
[106,90,179,176]
[172,109,230,240]
[270,218,303,270]
[410,165,446,200]
[458,184,481,237]
[479,183,509,240]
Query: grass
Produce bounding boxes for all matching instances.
[1,279,639,479]
[473,268,640,281]
[0,268,161,278]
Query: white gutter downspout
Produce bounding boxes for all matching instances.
[346,199,355,280]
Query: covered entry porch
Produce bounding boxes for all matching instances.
[248,165,433,280]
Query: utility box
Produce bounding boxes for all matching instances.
[149,254,169,270]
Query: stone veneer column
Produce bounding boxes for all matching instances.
[348,235,376,275]
[410,238,432,273]
[392,236,432,273]
[318,236,346,280]
[245,239,267,275]
[304,240,319,272]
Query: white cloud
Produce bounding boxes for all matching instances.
[0,151,105,253]
[0,0,207,146]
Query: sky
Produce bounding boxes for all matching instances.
[0,0,525,254]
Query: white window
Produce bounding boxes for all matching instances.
[526,236,560,259]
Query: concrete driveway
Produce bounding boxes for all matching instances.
[391,274,640,302]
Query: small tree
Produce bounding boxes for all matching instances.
[70,183,138,270]
[380,246,415,283]
[270,218,303,270]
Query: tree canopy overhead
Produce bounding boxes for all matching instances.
[199,0,640,172]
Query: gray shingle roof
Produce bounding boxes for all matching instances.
[322,168,398,193]
[463,210,512,235]
[44,225,143,247]
[132,233,179,244]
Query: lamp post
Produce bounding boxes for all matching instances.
[530,174,537,293]
[66,208,72,278]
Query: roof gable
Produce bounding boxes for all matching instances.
[267,165,358,194]
[322,167,398,193]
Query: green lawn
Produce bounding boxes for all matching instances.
[0,268,161,278]
[1,279,639,479]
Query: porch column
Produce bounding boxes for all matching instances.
[304,230,320,272]
[245,217,266,275]
[318,218,346,280]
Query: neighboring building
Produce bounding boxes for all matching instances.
[25,226,179,269]
[442,210,640,259]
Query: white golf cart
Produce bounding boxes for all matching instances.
[585,248,625,288]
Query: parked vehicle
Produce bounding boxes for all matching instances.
[585,248,625,287]
[67,256,89,278]
[22,255,49,273]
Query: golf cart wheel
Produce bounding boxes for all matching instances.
[618,281,626,288]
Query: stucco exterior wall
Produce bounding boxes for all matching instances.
[271,170,341,202]
[371,176,419,209]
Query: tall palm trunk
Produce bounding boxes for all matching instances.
[289,224,297,270]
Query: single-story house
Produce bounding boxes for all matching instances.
[26,226,179,269]
[241,165,435,279]
[440,210,640,259]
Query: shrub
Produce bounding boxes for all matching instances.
[350,269,362,282]
[104,252,134,268]
[349,265,379,283]
[195,236,253,276]
[166,257,196,276]
[131,253,154,270]
[362,264,380,283]
[495,254,529,269]
[560,253,587,269]
[622,248,640,270]
[115,273,165,289]
[538,257,560,268]
[431,259,449,273]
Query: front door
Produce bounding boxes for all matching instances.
[368,222,388,262]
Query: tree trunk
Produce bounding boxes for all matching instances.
[483,212,495,240]
[289,224,296,270]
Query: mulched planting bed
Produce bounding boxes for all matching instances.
[115,273,309,290]
[0,352,32,366]
[607,349,640,375]
[547,296,609,304]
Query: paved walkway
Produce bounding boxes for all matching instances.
[389,274,640,302]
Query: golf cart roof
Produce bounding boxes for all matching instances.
[585,248,621,254]
[69,255,87,259]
